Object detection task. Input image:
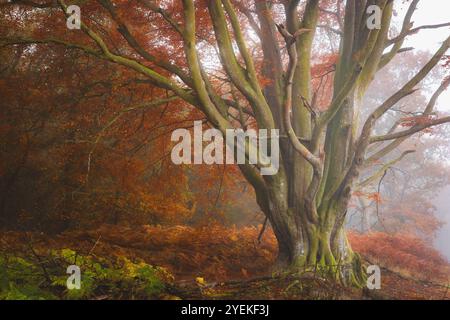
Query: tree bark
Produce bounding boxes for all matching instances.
[255,167,366,287]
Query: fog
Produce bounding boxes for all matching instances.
[400,0,450,261]
[435,187,450,261]
[401,0,450,112]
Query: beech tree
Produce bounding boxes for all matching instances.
[2,0,450,285]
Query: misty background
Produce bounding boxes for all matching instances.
[435,187,450,260]
[399,0,450,261]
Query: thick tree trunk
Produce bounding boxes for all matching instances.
[261,192,366,287]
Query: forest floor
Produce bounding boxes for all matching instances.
[170,268,450,300]
[1,224,449,300]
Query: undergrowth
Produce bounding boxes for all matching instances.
[0,249,172,300]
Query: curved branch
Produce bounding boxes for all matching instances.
[386,22,450,47]
[137,0,183,35]
[278,24,320,170]
[208,0,274,129]
[56,0,196,105]
[367,76,450,161]
[98,0,193,87]
[358,150,415,189]
[379,0,419,69]
[370,116,450,143]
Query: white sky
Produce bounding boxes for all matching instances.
[397,0,450,111]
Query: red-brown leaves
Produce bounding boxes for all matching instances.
[400,114,437,127]
[349,232,450,282]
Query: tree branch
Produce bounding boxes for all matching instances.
[370,116,450,143]
[358,150,415,189]
[137,0,183,35]
[98,0,193,87]
[56,0,196,106]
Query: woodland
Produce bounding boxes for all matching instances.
[1,0,450,300]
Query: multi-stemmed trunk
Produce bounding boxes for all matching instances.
[253,157,366,287]
[247,0,371,286]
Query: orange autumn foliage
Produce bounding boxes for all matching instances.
[311,54,338,111]
[1,224,276,281]
[4,224,449,284]
[349,232,450,282]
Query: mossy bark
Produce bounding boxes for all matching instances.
[258,185,366,287]
[268,208,366,287]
